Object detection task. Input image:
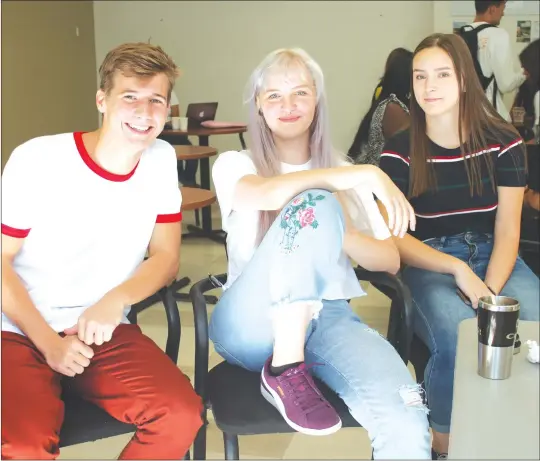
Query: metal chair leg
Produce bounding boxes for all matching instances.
[223,433,239,460]
[193,412,207,460]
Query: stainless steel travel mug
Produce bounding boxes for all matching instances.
[477,296,520,380]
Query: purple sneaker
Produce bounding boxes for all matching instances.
[260,357,342,436]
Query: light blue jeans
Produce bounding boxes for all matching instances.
[209,189,431,459]
[402,231,540,433]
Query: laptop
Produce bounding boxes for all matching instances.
[186,102,218,128]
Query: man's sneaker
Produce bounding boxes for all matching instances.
[260,357,342,436]
[431,449,448,460]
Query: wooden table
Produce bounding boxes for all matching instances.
[171,187,219,304]
[163,126,247,243]
[175,145,217,161]
[173,146,224,243]
[162,125,247,149]
[448,318,540,459]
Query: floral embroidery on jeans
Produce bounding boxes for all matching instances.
[279,192,326,253]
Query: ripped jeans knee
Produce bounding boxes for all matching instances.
[398,384,430,415]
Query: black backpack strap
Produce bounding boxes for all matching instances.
[473,23,497,33]
[492,78,498,109]
[459,23,498,106]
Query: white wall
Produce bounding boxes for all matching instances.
[94,1,434,156]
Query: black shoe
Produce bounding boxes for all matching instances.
[431,449,448,460]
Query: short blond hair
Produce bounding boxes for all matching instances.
[99,42,180,101]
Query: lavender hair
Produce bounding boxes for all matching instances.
[243,48,347,244]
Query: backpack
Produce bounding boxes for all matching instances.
[457,23,498,108]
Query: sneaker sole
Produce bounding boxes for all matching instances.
[260,375,342,436]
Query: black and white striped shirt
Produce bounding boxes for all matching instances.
[379,128,526,241]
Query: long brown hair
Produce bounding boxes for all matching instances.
[409,33,525,198]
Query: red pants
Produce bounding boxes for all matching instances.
[1,324,203,459]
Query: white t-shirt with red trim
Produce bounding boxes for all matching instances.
[1,132,182,336]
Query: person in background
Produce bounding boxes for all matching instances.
[348,48,412,165]
[463,0,527,122]
[513,40,540,211]
[370,48,411,104]
[1,42,203,459]
[514,39,540,137]
[378,33,539,459]
[210,47,431,459]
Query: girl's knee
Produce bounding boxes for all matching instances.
[281,189,341,221]
[277,190,344,251]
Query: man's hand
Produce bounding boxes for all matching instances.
[43,335,94,377]
[64,292,125,346]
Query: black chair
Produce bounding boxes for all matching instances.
[189,268,414,460]
[58,285,188,458]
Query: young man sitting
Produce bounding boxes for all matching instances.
[1,43,202,459]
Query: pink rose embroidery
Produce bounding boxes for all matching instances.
[298,208,315,227]
[292,197,304,206]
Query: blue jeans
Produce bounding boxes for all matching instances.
[209,189,431,459]
[402,231,540,433]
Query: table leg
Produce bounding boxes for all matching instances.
[183,135,226,243]
[239,132,246,150]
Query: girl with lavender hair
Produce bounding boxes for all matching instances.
[209,48,431,459]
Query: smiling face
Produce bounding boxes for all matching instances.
[257,64,317,142]
[97,71,169,149]
[412,46,461,118]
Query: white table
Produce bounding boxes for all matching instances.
[449,318,540,459]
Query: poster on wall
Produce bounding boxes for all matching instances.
[517,20,532,43]
[453,21,468,34]
[532,21,540,40]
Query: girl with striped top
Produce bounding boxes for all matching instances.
[378,33,540,460]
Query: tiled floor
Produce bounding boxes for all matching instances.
[59,212,417,460]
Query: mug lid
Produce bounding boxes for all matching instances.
[479,295,520,312]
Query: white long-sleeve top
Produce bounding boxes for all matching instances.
[469,21,527,122]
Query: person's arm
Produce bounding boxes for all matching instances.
[233,164,380,211]
[67,145,182,345]
[335,191,400,274]
[376,201,492,307]
[1,236,61,354]
[382,103,410,139]
[375,201,463,274]
[234,165,415,236]
[482,137,528,293]
[484,187,525,294]
[524,188,540,210]
[213,151,415,237]
[106,223,180,304]
[2,236,94,375]
[489,30,527,93]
